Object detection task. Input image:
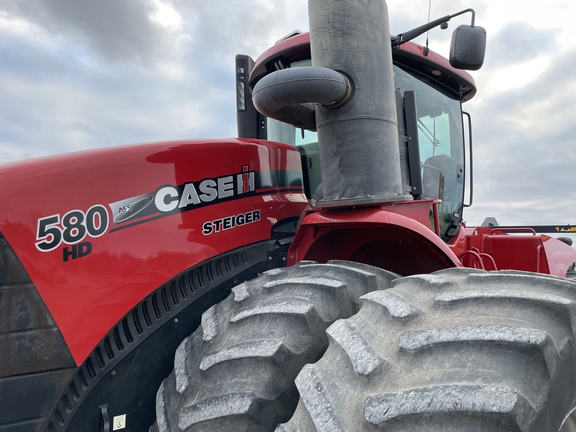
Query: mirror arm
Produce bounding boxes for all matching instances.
[392,8,476,47]
[451,8,475,26]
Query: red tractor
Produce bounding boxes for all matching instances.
[2,1,576,431]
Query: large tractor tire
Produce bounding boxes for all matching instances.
[150,260,397,431]
[278,267,576,432]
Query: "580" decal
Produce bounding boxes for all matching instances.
[35,205,109,252]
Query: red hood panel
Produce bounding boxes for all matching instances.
[0,138,307,363]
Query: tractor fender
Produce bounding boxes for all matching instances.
[542,235,576,276]
[288,204,462,276]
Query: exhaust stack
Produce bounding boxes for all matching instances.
[309,0,408,205]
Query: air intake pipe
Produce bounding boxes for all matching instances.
[253,0,410,206]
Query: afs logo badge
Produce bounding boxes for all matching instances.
[112,196,154,224]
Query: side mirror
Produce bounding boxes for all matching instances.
[449,25,486,70]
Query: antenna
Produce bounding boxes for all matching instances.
[424,0,432,56]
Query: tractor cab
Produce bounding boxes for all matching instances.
[237,31,477,243]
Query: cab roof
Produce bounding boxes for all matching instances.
[250,31,477,102]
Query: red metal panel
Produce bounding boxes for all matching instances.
[482,233,549,273]
[0,138,307,364]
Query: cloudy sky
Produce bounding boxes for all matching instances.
[0,0,575,235]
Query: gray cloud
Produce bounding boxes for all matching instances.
[2,0,166,65]
[486,21,559,65]
[0,0,311,161]
[464,46,576,226]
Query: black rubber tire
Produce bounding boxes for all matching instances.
[150,260,397,432]
[278,267,576,432]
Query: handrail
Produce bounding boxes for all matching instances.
[458,249,498,271]
[479,252,498,271]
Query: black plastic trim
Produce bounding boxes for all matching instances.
[0,234,75,431]
[236,54,267,140]
[403,91,423,198]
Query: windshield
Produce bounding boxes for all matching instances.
[266,64,466,241]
